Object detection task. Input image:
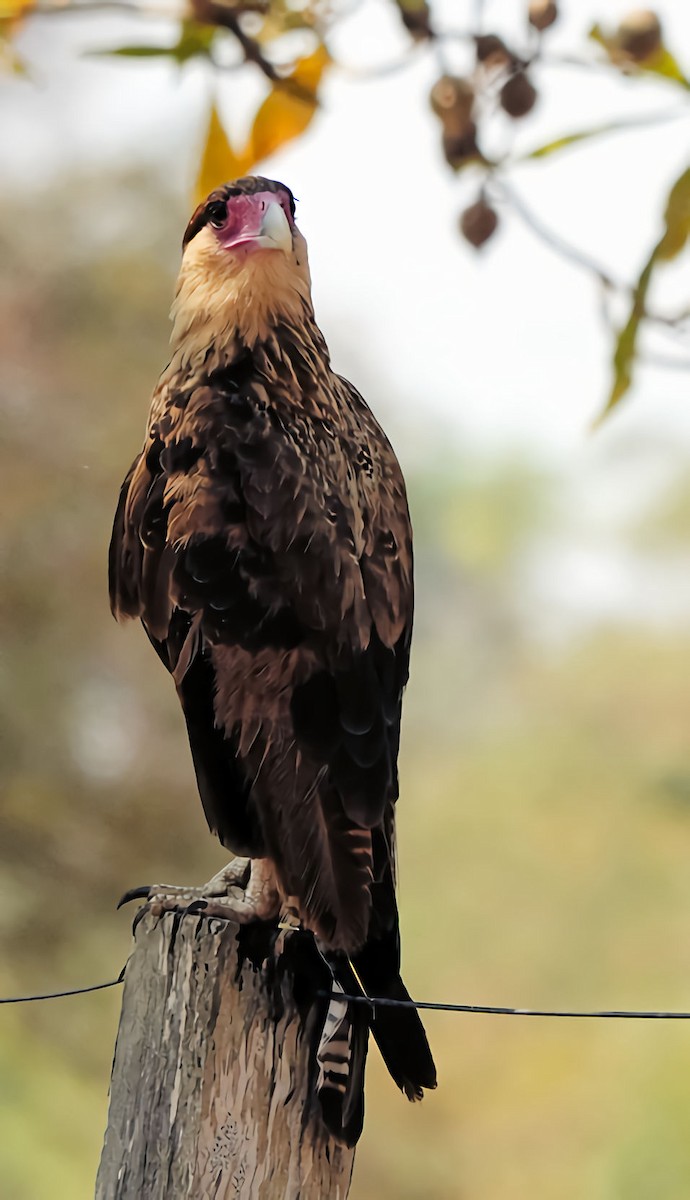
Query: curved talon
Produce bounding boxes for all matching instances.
[117,885,152,910]
[117,859,279,926]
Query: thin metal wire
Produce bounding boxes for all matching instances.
[3,967,690,1020]
[323,993,690,1020]
[0,965,126,1004]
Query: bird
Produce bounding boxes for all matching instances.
[109,175,436,1143]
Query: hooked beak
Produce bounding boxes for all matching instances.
[256,200,293,253]
[217,192,293,255]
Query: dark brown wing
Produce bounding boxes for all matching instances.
[109,355,413,949]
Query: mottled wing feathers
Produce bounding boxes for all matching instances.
[109,342,413,950]
[108,460,143,620]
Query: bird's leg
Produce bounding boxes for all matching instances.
[119,857,281,924]
[197,857,252,895]
[190,857,281,922]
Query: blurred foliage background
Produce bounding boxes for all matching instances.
[3,2,690,1198]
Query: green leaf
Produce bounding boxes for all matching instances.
[657,167,690,260]
[522,130,608,160]
[172,18,215,64]
[599,258,653,423]
[93,19,215,65]
[520,113,683,162]
[100,45,176,58]
[597,165,690,423]
[588,21,607,50]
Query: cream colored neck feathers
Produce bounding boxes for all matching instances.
[169,225,313,368]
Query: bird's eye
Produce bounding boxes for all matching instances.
[206,201,227,227]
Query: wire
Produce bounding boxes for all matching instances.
[2,968,690,1020]
[322,993,690,1020]
[0,965,126,1005]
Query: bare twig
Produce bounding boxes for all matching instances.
[505,189,690,421]
[495,177,619,288]
[499,180,690,343]
[221,11,317,102]
[641,351,690,371]
[647,305,690,330]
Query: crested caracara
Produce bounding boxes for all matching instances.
[109,177,436,1143]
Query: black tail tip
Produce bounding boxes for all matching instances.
[402,1072,438,1101]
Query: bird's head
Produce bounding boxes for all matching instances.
[183,177,298,257]
[171,176,312,356]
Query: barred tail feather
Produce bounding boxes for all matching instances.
[314,960,369,1146]
[284,878,436,1146]
[316,978,350,1098]
[313,947,435,1145]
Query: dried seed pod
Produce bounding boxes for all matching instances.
[460,199,499,248]
[429,75,475,132]
[442,124,480,170]
[500,71,537,117]
[528,1,557,31]
[400,1,433,40]
[617,9,662,61]
[475,33,511,68]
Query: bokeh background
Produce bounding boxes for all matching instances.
[3,2,690,1196]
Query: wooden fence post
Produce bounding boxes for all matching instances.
[96,908,355,1199]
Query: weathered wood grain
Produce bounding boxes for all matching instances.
[96,910,355,1199]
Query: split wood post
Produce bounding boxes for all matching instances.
[96,908,355,1200]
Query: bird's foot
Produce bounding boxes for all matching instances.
[118,857,281,924]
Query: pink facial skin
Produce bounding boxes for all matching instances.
[212,191,295,254]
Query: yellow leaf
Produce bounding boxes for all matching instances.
[0,0,30,74]
[246,44,329,167]
[194,103,252,205]
[0,0,32,68]
[0,0,31,18]
[193,47,329,206]
[291,42,330,93]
